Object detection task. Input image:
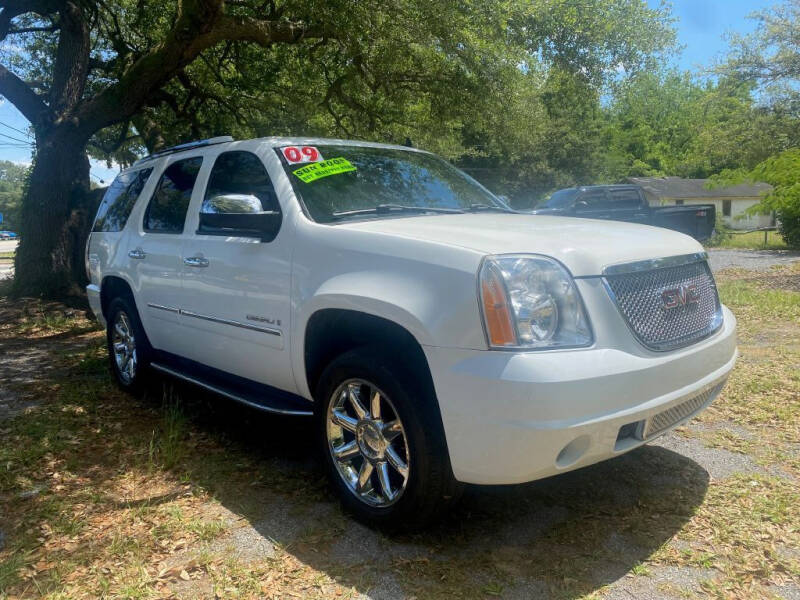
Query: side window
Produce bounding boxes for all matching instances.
[204,151,279,212]
[577,190,611,210]
[722,199,732,217]
[144,157,203,233]
[93,168,153,232]
[609,188,643,209]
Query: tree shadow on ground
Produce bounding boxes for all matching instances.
[163,377,710,599]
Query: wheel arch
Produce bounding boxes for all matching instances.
[302,308,436,407]
[100,275,136,319]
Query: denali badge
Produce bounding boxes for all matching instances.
[246,314,281,326]
[661,284,700,309]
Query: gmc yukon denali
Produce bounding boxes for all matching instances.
[86,136,737,528]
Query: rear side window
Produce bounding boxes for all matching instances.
[144,157,203,233]
[93,168,153,232]
[609,188,643,209]
[204,151,279,211]
[578,190,611,210]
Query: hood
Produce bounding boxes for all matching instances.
[337,213,703,277]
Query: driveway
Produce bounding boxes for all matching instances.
[0,239,17,254]
[706,247,800,272]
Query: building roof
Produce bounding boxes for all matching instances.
[627,176,771,199]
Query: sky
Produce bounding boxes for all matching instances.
[0,0,779,183]
[653,0,774,72]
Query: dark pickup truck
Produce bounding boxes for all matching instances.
[529,184,715,241]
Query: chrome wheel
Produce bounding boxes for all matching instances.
[111,311,137,384]
[326,379,410,507]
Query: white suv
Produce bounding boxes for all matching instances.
[86,136,737,527]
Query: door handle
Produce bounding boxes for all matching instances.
[183,256,209,268]
[128,248,146,259]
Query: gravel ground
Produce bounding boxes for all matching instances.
[706,248,800,272]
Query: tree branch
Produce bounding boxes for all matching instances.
[197,14,330,47]
[8,24,59,34]
[0,0,59,41]
[77,0,331,134]
[49,1,90,113]
[0,63,49,124]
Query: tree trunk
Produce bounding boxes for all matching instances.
[12,127,94,299]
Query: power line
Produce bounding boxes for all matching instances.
[0,120,31,138]
[0,131,32,145]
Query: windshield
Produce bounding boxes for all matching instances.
[539,188,578,209]
[276,145,505,223]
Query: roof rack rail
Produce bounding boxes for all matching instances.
[133,136,234,166]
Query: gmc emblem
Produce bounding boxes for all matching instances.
[661,284,700,309]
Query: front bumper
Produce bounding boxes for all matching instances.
[424,305,737,485]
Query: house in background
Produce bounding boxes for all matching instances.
[627,176,774,230]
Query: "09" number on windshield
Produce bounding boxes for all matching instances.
[281,146,323,164]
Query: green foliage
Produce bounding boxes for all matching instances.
[718,1,800,93]
[4,0,800,276]
[778,213,800,249]
[0,160,27,231]
[705,213,732,248]
[602,71,795,181]
[3,0,679,209]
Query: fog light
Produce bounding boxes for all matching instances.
[555,435,590,468]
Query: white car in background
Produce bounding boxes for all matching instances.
[86,136,737,528]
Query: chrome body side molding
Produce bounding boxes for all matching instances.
[179,309,281,337]
[147,303,281,336]
[147,303,180,314]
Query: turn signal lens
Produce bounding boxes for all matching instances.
[480,263,518,346]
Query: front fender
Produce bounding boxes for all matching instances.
[291,268,484,399]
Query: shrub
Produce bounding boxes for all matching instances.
[777,209,800,249]
[706,214,732,247]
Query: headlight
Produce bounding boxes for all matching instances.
[479,255,592,349]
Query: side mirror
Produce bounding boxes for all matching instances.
[198,194,282,242]
[574,199,590,213]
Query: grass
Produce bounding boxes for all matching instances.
[0,298,98,338]
[0,251,14,260]
[709,229,788,250]
[0,263,798,599]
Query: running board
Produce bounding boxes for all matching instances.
[150,360,313,417]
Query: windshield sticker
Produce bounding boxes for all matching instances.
[293,158,356,183]
[281,146,323,164]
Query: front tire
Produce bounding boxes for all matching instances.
[106,296,152,392]
[315,347,461,530]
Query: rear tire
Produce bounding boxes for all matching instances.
[315,346,462,530]
[106,296,152,393]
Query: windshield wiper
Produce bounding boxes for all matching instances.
[468,203,514,213]
[332,204,465,219]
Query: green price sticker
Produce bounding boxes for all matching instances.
[293,157,356,183]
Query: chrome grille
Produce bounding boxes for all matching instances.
[643,379,726,439]
[604,255,723,351]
